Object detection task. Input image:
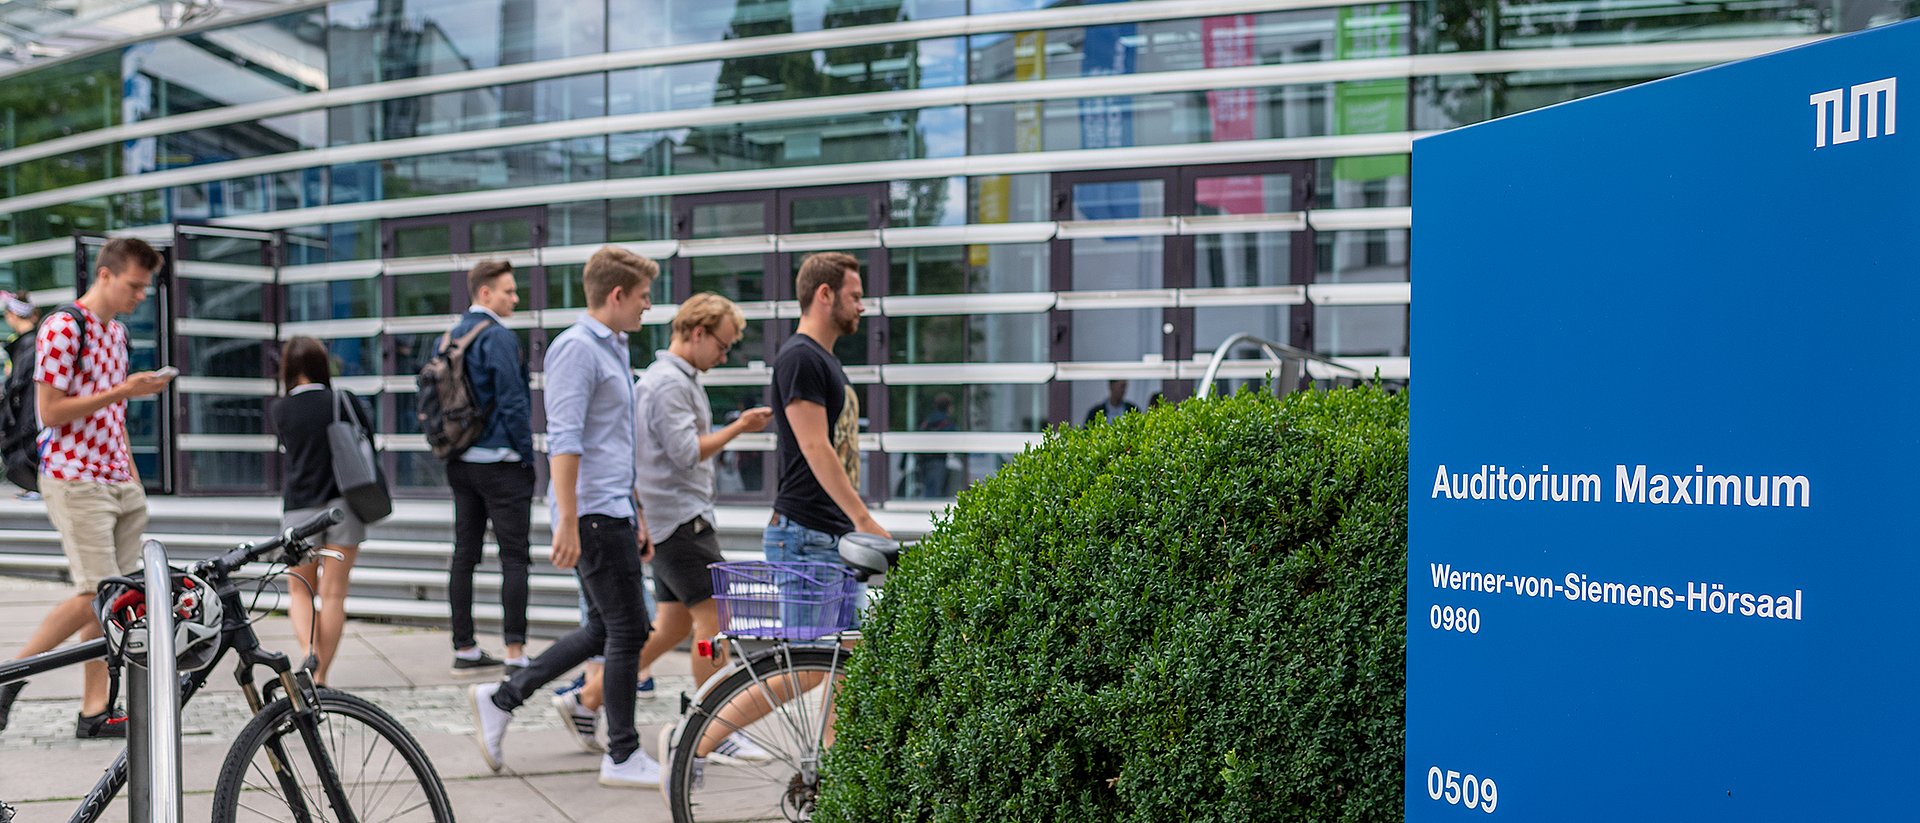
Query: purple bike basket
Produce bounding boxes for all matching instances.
[709,561,859,640]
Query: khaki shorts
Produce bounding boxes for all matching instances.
[41,476,149,597]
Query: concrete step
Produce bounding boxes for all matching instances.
[0,494,939,637]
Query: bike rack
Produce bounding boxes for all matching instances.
[128,540,181,823]
[1195,332,1362,400]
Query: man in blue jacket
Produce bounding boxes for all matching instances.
[446,259,534,674]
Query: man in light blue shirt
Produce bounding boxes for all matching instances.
[470,246,666,789]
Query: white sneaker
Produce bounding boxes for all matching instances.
[658,724,703,806]
[468,682,512,773]
[552,692,605,754]
[598,749,662,788]
[709,732,774,765]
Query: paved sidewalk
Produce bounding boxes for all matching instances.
[0,575,696,821]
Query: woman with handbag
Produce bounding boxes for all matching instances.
[270,336,386,686]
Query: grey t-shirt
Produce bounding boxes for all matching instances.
[633,350,714,544]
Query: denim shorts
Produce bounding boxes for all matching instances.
[763,514,867,630]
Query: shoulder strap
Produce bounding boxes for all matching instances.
[52,305,88,377]
[443,315,496,355]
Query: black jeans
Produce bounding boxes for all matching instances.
[447,460,534,650]
[492,514,651,762]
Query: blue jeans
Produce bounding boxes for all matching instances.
[762,514,866,633]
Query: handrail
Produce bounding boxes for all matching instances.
[131,540,182,823]
[1196,332,1362,399]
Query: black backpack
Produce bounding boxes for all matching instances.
[415,316,495,460]
[1,306,86,492]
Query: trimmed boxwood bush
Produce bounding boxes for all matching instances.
[817,386,1408,822]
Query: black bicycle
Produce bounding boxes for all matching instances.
[0,509,455,823]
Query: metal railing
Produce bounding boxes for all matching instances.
[128,540,182,823]
[1195,332,1363,399]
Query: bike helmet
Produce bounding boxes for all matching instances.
[94,569,224,672]
[837,533,902,581]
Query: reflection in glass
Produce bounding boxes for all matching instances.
[889,178,964,228]
[392,272,455,316]
[323,336,382,376]
[184,280,266,322]
[1072,376,1163,430]
[392,332,443,374]
[187,395,268,435]
[891,315,1047,364]
[380,138,605,199]
[392,452,448,489]
[287,279,381,321]
[1314,305,1408,357]
[690,202,764,238]
[186,453,270,491]
[331,75,605,145]
[392,225,451,258]
[1315,229,1408,284]
[889,244,1047,296]
[790,194,871,234]
[327,0,604,87]
[132,11,328,120]
[1194,305,1292,357]
[1197,233,1293,289]
[546,264,587,310]
[611,106,962,179]
[186,338,268,379]
[609,198,671,241]
[691,256,765,303]
[470,217,534,252]
[183,235,270,266]
[609,0,963,52]
[706,385,771,496]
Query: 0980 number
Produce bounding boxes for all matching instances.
[1429,605,1481,634]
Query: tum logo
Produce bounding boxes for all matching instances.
[1810,77,1896,148]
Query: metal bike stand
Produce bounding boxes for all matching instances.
[127,540,182,823]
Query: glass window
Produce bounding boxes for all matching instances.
[186,395,269,435]
[181,234,270,266]
[130,11,328,121]
[890,452,1016,500]
[1313,156,1409,209]
[968,174,1049,223]
[1315,229,1408,283]
[184,337,269,379]
[1193,171,1299,291]
[2,202,109,246]
[609,0,963,52]
[0,51,119,150]
[285,222,380,264]
[970,84,1339,155]
[186,453,271,490]
[546,264,587,310]
[470,216,535,252]
[8,147,118,194]
[393,332,443,374]
[889,178,964,228]
[608,197,670,242]
[607,37,962,117]
[1314,305,1407,357]
[890,314,1048,364]
[551,200,609,246]
[1195,305,1294,358]
[381,137,605,199]
[183,279,267,323]
[287,279,381,322]
[1415,0,1876,54]
[391,224,451,258]
[330,74,605,145]
[626,326,673,370]
[970,10,1392,84]
[392,452,448,489]
[889,244,1048,296]
[161,113,325,169]
[392,272,456,316]
[690,201,765,238]
[610,106,961,179]
[692,255,767,303]
[170,170,323,221]
[1414,67,1692,131]
[327,0,605,88]
[392,392,425,435]
[324,336,383,376]
[1072,376,1161,429]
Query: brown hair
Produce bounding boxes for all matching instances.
[467,259,513,300]
[97,237,162,277]
[671,292,746,342]
[280,336,332,391]
[584,246,657,308]
[795,252,858,313]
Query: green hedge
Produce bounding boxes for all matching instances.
[817,386,1409,823]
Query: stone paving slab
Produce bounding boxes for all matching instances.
[1,575,706,821]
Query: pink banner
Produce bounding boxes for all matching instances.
[1197,15,1267,215]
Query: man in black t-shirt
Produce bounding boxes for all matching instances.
[766,252,892,570]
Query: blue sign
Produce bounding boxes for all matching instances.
[1410,21,1917,820]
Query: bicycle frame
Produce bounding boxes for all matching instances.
[0,565,351,823]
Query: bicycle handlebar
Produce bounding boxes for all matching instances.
[194,508,343,578]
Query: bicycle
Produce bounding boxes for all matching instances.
[0,509,455,823]
[659,534,902,823]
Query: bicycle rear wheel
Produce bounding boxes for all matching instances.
[665,645,849,823]
[211,687,454,823]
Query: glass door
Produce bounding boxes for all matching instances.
[1049,169,1182,424]
[74,235,176,494]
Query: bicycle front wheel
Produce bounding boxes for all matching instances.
[212,687,454,823]
[666,645,849,823]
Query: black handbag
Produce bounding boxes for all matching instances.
[328,389,391,523]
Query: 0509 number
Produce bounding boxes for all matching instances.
[1429,605,1481,634]
[1426,766,1497,814]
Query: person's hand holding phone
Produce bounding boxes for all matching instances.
[121,367,176,398]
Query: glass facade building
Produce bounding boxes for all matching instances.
[0,0,1911,502]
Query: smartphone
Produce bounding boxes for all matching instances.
[152,366,179,380]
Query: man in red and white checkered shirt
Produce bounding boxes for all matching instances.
[0,238,174,740]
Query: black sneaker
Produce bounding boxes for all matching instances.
[0,680,23,733]
[451,650,505,675]
[75,708,128,739]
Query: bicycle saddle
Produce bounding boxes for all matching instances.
[838,533,902,582]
